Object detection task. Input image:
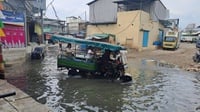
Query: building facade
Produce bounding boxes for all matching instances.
[66,16,87,38]
[0,0,47,64]
[0,9,25,48]
[1,0,46,45]
[42,18,66,40]
[87,0,169,51]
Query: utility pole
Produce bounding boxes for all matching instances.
[22,0,28,47]
[40,0,44,44]
[139,0,143,24]
[24,10,28,47]
[0,19,4,79]
[40,8,44,43]
[85,11,87,37]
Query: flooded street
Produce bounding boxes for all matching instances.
[6,46,200,112]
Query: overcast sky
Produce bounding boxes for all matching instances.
[45,0,200,29]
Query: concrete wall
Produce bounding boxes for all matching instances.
[2,48,27,65]
[139,11,164,50]
[87,11,141,47]
[66,17,85,33]
[87,10,164,51]
[117,11,141,49]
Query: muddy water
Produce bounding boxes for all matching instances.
[6,47,200,112]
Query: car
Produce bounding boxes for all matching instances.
[31,46,46,59]
[196,39,200,48]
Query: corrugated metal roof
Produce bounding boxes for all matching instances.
[87,0,98,5]
[86,33,116,40]
[113,0,167,9]
[113,0,155,4]
[89,0,156,5]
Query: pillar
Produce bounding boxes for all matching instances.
[0,44,5,79]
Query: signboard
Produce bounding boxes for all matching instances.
[168,32,175,35]
[1,25,25,48]
[0,11,25,48]
[0,10,24,26]
[166,31,178,37]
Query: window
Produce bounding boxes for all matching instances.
[164,37,176,42]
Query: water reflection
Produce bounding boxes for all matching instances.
[6,47,200,112]
[27,47,65,111]
[58,79,126,112]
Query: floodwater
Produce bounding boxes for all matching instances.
[6,46,200,112]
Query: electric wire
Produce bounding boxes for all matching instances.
[114,0,152,34]
[46,0,54,11]
[115,11,140,35]
[44,0,60,21]
[51,4,59,20]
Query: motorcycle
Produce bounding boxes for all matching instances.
[193,49,200,63]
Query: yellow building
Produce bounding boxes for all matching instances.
[87,0,169,51]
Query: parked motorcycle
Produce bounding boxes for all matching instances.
[193,48,200,63]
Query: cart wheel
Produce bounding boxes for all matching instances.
[78,70,88,78]
[68,69,77,76]
[120,75,132,83]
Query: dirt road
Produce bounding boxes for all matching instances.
[127,43,200,72]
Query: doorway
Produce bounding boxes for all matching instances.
[142,30,149,47]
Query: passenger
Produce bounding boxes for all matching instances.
[109,51,117,60]
[101,50,121,63]
[99,49,112,73]
[65,43,73,55]
[113,51,121,62]
[86,47,94,59]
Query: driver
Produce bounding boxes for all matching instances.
[99,49,112,73]
[101,49,112,62]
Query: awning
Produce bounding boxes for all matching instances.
[159,19,179,28]
[113,0,155,5]
[86,33,116,40]
[0,20,3,28]
[52,34,125,51]
[0,29,5,37]
[0,20,5,37]
[159,20,172,27]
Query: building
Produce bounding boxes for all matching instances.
[1,0,46,45]
[42,18,66,40]
[87,0,170,50]
[0,0,46,64]
[181,24,200,42]
[66,16,87,38]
